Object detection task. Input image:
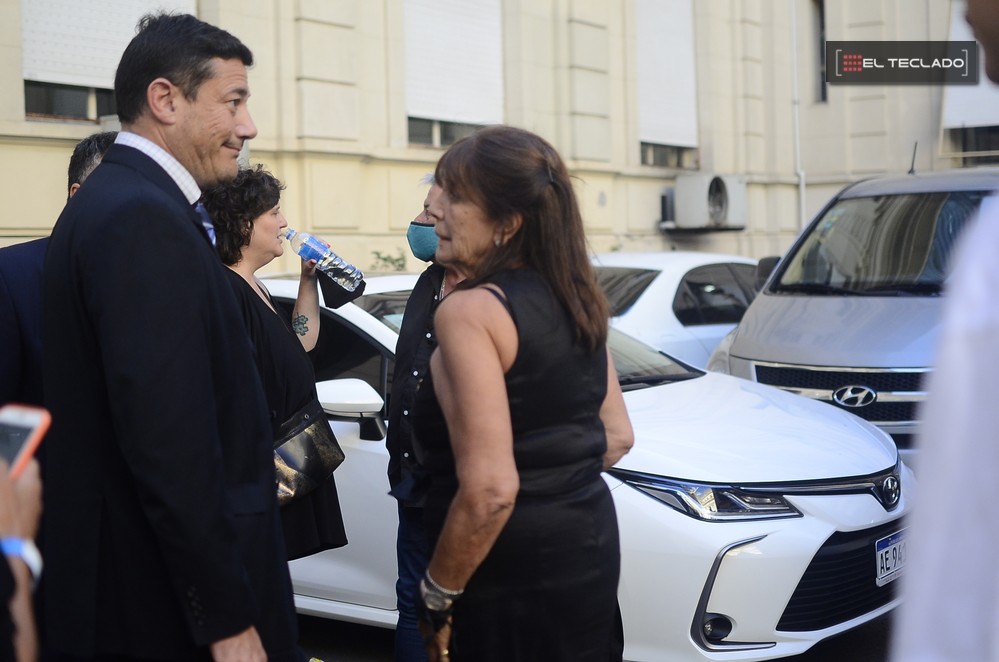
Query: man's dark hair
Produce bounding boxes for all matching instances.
[67,131,118,198]
[200,164,285,266]
[114,12,253,125]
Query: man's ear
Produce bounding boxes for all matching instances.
[68,183,81,198]
[146,77,179,125]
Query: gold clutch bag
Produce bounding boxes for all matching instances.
[274,398,345,506]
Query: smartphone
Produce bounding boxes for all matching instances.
[0,404,50,479]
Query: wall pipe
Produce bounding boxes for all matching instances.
[790,0,806,230]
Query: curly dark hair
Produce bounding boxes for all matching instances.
[200,164,285,266]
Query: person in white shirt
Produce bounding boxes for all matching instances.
[890,2,999,660]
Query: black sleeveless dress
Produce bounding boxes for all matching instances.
[225,269,348,560]
[411,268,623,661]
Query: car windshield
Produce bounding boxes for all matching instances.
[607,328,699,389]
[773,191,988,295]
[354,288,698,390]
[593,267,659,316]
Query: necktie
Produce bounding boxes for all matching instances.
[194,202,216,246]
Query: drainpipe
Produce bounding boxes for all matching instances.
[790,0,806,230]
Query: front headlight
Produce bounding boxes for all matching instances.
[706,328,736,374]
[607,468,801,521]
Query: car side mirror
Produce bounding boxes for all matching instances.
[755,256,780,291]
[316,378,387,441]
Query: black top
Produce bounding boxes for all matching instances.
[411,268,622,661]
[386,264,445,506]
[225,270,348,561]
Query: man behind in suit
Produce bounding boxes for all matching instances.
[0,130,116,407]
[42,13,299,662]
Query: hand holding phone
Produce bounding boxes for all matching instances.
[0,404,50,480]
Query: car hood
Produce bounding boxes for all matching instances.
[730,293,940,367]
[616,372,898,483]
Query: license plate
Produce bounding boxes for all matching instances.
[875,528,907,587]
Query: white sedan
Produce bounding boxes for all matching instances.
[265,274,911,662]
[592,252,758,368]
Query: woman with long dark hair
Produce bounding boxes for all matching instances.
[411,126,634,661]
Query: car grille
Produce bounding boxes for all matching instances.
[777,520,903,632]
[754,366,923,392]
[752,363,928,449]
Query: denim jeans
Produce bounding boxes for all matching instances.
[395,505,430,662]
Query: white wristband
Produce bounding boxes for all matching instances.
[1,537,42,583]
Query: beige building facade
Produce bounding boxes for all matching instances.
[0,0,987,273]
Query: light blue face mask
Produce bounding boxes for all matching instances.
[407,221,438,262]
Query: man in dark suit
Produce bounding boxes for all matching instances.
[42,13,299,661]
[0,130,116,407]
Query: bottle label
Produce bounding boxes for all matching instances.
[298,235,329,263]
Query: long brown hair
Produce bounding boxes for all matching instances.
[434,125,609,351]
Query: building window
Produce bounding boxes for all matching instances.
[635,0,699,161]
[640,142,698,169]
[24,81,115,121]
[404,0,503,146]
[21,0,192,122]
[408,117,483,148]
[950,126,999,166]
[814,0,827,103]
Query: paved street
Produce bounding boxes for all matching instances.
[298,611,892,661]
[785,615,891,661]
[298,615,393,661]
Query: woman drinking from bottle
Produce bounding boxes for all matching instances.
[201,164,349,561]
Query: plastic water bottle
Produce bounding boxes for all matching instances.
[282,228,364,292]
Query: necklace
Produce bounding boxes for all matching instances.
[439,273,447,300]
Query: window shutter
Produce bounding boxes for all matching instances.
[636,0,699,147]
[21,0,197,89]
[404,0,504,125]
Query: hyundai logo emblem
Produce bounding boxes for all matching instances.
[880,475,901,508]
[832,385,877,408]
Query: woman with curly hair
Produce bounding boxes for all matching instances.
[201,164,348,561]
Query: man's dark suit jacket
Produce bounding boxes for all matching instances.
[42,144,300,660]
[0,237,47,406]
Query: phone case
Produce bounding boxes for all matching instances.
[0,404,50,479]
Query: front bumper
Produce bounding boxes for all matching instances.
[609,462,913,661]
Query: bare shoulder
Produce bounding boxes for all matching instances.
[436,284,518,367]
[436,285,509,326]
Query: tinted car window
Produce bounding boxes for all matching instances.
[730,263,758,294]
[673,264,755,326]
[775,191,986,294]
[280,290,699,404]
[593,267,659,316]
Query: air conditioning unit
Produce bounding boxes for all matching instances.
[659,173,746,232]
